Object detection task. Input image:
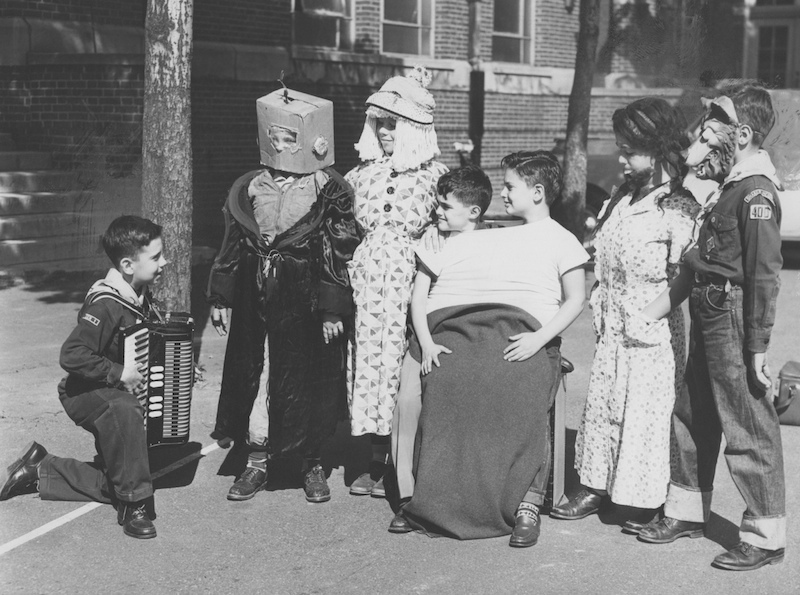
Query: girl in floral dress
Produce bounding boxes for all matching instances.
[551,97,700,530]
[345,67,448,495]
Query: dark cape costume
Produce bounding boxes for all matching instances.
[207,167,360,458]
[403,303,557,540]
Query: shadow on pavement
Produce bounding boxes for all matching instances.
[150,441,203,490]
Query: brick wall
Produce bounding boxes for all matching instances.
[0,0,145,26]
[435,0,470,60]
[354,0,381,53]
[535,0,580,68]
[194,0,290,47]
[0,63,144,177]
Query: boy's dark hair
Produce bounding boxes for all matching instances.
[500,150,563,206]
[436,164,493,215]
[101,215,162,267]
[721,82,775,146]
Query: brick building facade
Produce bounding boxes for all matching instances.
[0,0,780,270]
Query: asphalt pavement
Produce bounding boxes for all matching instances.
[1,262,799,594]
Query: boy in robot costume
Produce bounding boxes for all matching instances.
[208,88,360,503]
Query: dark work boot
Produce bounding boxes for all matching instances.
[117,501,157,539]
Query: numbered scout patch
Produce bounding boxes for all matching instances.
[749,204,773,220]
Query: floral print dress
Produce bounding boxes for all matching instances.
[345,158,449,436]
[575,183,700,508]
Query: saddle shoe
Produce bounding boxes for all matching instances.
[117,501,157,539]
[550,488,603,520]
[1,441,48,501]
[637,517,705,544]
[227,467,267,501]
[304,465,331,503]
[509,503,541,548]
[712,543,784,571]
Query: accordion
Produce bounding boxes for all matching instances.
[121,313,195,447]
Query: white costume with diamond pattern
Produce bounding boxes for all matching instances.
[346,157,448,436]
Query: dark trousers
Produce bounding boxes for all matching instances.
[524,342,562,505]
[39,388,153,504]
[667,284,785,549]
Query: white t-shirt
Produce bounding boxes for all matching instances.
[415,218,589,326]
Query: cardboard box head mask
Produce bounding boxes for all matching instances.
[257,88,335,174]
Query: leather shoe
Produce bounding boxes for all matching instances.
[227,467,267,501]
[117,501,157,539]
[1,441,48,501]
[712,543,784,571]
[388,511,413,534]
[304,465,331,503]
[550,488,603,520]
[349,472,377,495]
[637,516,704,544]
[371,476,386,498]
[621,508,660,535]
[509,503,541,548]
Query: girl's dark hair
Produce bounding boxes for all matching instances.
[597,98,691,233]
[612,96,689,174]
[500,150,563,206]
[101,215,162,267]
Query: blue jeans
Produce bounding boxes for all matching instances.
[39,388,153,504]
[666,283,786,549]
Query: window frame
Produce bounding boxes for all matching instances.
[291,0,355,51]
[380,0,435,57]
[491,0,534,65]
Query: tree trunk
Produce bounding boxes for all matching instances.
[557,0,601,242]
[142,0,194,312]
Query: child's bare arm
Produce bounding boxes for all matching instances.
[641,265,693,320]
[411,265,451,374]
[503,266,586,362]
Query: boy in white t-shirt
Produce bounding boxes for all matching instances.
[389,155,588,547]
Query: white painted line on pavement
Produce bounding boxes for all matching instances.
[0,438,232,557]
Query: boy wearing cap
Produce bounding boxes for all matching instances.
[208,89,359,503]
[638,84,786,571]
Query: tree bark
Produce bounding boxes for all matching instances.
[142,0,194,311]
[557,0,601,242]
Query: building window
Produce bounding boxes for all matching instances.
[757,25,790,86]
[293,0,354,50]
[492,0,532,63]
[382,0,433,56]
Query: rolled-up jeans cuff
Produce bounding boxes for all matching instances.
[523,488,545,507]
[664,481,711,523]
[741,514,786,550]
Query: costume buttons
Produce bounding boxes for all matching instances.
[711,216,716,223]
[387,186,395,194]
[383,203,392,212]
